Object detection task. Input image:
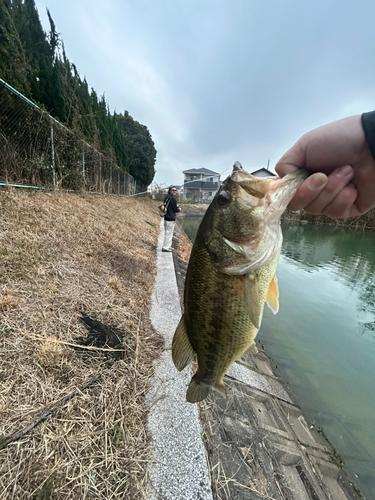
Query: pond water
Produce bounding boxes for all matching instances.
[179,215,375,498]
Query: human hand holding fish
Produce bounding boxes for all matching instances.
[275,114,375,219]
[172,162,307,403]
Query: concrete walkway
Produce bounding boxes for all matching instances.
[147,220,212,500]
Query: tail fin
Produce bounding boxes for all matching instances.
[186,375,211,403]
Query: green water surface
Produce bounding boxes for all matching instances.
[260,224,375,498]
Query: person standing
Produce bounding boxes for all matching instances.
[162,185,181,252]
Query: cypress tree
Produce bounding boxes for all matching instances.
[0,0,157,186]
[0,0,30,93]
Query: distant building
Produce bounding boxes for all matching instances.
[182,168,221,203]
[251,168,276,178]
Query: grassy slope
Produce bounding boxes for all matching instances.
[0,189,163,500]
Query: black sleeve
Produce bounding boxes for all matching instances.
[361,111,375,160]
[169,197,179,213]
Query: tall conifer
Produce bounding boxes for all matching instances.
[0,0,157,186]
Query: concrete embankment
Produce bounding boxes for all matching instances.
[147,218,364,500]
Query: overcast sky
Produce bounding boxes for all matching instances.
[36,0,375,187]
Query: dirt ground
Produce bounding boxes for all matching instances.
[0,188,164,500]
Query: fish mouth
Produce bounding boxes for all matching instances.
[265,169,308,217]
[231,165,268,199]
[230,163,307,215]
[270,168,307,187]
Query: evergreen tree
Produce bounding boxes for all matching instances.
[0,0,157,186]
[12,0,53,103]
[118,111,156,186]
[0,0,30,93]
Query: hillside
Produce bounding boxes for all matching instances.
[0,188,163,499]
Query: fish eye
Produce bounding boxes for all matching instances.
[217,191,231,206]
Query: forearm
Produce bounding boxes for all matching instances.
[361,111,375,160]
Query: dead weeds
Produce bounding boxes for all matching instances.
[0,188,163,499]
[174,224,192,263]
[0,290,18,312]
[176,235,191,262]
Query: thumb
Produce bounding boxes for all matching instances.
[275,138,307,177]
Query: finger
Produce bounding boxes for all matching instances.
[275,138,307,177]
[287,172,328,211]
[275,162,299,177]
[303,165,354,215]
[323,183,358,219]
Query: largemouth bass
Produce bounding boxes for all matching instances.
[172,162,307,403]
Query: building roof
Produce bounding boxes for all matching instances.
[251,168,277,177]
[182,167,220,175]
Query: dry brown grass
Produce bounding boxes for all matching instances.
[108,276,122,293]
[175,235,192,263]
[0,188,163,499]
[0,290,18,311]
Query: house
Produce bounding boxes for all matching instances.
[250,168,276,178]
[182,168,221,203]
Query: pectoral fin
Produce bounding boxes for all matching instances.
[266,275,279,314]
[172,316,195,371]
[245,274,261,329]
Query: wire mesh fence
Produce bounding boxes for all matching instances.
[0,78,135,195]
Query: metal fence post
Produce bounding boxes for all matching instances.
[99,155,102,193]
[50,124,56,189]
[82,144,85,188]
[110,164,112,194]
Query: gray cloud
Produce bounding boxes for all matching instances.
[36,0,375,186]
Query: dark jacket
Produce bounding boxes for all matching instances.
[163,194,180,221]
[362,111,375,160]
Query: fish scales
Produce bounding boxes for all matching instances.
[172,162,307,403]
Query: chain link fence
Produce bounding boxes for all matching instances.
[0,78,135,195]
